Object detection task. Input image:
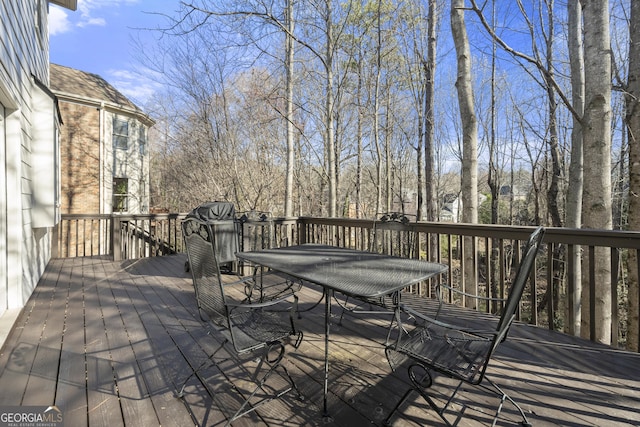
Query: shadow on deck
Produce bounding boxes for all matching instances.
[0,254,638,426]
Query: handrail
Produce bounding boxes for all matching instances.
[54,213,640,352]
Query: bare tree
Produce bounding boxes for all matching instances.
[284,0,295,218]
[467,0,614,340]
[425,0,439,224]
[373,0,383,214]
[324,0,338,216]
[581,0,613,344]
[626,0,640,351]
[451,0,478,307]
[566,0,584,337]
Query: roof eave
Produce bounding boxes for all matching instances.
[53,90,156,127]
[48,0,77,11]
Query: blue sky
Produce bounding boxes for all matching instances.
[48,0,181,106]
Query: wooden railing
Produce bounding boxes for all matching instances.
[53,213,187,259]
[54,213,640,351]
[114,214,187,259]
[53,214,113,258]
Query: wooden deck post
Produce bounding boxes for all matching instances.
[112,215,121,261]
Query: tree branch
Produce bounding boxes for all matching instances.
[180,1,329,71]
[468,0,582,123]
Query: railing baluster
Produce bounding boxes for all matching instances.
[589,245,596,342]
[548,242,554,330]
[611,248,620,347]
[54,214,640,352]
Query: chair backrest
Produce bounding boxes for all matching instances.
[495,226,545,340]
[182,217,230,327]
[371,212,417,258]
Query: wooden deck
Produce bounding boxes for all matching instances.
[0,254,639,426]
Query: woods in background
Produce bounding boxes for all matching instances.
[137,0,637,349]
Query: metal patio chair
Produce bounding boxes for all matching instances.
[185,203,298,303]
[178,217,304,426]
[384,226,545,427]
[337,212,419,342]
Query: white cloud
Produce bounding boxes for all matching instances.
[50,0,141,34]
[77,0,113,28]
[107,67,163,106]
[48,6,72,35]
[77,17,106,28]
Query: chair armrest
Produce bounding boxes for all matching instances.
[437,282,508,303]
[255,270,302,289]
[387,306,501,382]
[400,304,498,338]
[226,293,294,309]
[222,276,254,288]
[221,275,257,301]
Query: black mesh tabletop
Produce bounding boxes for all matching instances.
[237,244,447,298]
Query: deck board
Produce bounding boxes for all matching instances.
[0,254,639,426]
[57,257,90,427]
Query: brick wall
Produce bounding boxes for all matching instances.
[59,101,101,214]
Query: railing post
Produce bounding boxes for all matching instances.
[52,223,60,258]
[298,218,308,244]
[112,215,121,261]
[51,214,640,351]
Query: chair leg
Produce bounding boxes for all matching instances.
[386,306,409,346]
[336,295,356,326]
[407,365,458,427]
[384,387,416,426]
[226,341,302,426]
[176,338,227,398]
[482,377,532,427]
[386,364,457,426]
[393,365,532,427]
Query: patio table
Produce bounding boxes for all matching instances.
[236,243,447,418]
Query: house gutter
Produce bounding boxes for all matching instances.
[52,90,155,127]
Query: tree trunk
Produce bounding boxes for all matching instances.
[626,0,640,352]
[581,0,613,345]
[425,0,439,262]
[542,0,565,330]
[451,0,478,307]
[374,0,383,215]
[385,95,392,213]
[488,0,500,310]
[356,60,364,219]
[284,0,295,218]
[566,0,584,337]
[325,0,337,217]
[425,0,438,224]
[545,0,562,229]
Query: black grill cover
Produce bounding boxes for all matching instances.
[186,201,237,266]
[186,201,236,221]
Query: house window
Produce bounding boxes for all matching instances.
[113,178,128,212]
[138,126,147,156]
[113,118,129,150]
[140,178,148,213]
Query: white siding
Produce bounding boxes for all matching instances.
[0,0,69,338]
[104,111,151,214]
[0,102,7,316]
